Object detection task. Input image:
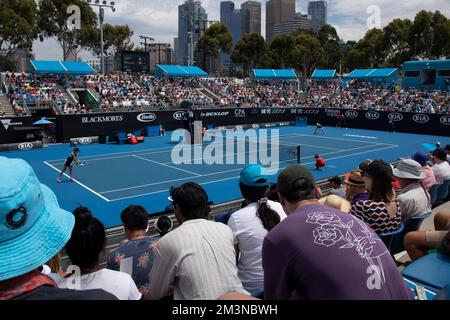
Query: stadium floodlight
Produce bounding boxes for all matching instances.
[86,0,116,76]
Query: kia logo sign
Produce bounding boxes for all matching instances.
[365,111,380,120]
[78,138,92,144]
[18,143,34,151]
[440,115,450,125]
[137,113,157,123]
[388,113,403,122]
[345,110,358,118]
[234,109,246,117]
[173,111,185,121]
[412,114,430,124]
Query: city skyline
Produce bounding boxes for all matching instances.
[32,0,450,61]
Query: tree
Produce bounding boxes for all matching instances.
[430,11,450,58]
[231,33,267,77]
[269,35,295,69]
[87,24,134,57]
[381,19,412,66]
[409,10,434,59]
[343,28,384,70]
[316,24,342,69]
[0,0,38,56]
[38,0,97,61]
[288,34,324,76]
[196,23,232,75]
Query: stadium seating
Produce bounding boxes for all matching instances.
[402,252,450,291]
[429,183,442,204]
[436,180,450,202]
[379,223,404,252]
[390,212,433,255]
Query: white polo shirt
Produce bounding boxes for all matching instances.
[149,219,247,300]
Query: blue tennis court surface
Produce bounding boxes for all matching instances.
[3,125,449,228]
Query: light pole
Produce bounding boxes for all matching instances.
[414,34,418,58]
[87,0,116,75]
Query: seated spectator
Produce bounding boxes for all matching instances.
[412,151,436,191]
[350,160,402,234]
[0,157,115,300]
[431,149,450,183]
[227,165,286,297]
[262,165,412,300]
[56,207,141,300]
[405,212,450,261]
[106,205,158,295]
[146,182,248,300]
[393,159,432,221]
[344,170,368,204]
[154,215,173,237]
[445,144,450,162]
[328,176,346,198]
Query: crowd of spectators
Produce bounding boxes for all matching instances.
[206,79,301,108]
[303,80,450,114]
[2,145,449,300]
[5,72,67,114]
[2,71,449,115]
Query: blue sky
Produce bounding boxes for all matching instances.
[33,0,450,61]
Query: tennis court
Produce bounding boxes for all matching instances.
[4,125,449,228]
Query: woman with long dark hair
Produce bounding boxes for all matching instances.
[350,160,402,234]
[227,165,286,297]
[54,207,141,300]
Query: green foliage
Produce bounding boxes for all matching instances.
[38,0,97,60]
[0,0,39,55]
[231,33,267,77]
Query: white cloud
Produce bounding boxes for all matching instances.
[32,0,449,60]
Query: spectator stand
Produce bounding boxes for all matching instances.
[311,69,337,81]
[343,68,399,88]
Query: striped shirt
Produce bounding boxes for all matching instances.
[148,219,247,300]
[350,200,402,234]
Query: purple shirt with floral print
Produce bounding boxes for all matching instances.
[262,204,412,300]
[106,236,159,295]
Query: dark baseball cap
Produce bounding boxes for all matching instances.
[277,165,316,194]
[433,148,448,161]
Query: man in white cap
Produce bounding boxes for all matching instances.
[393,159,432,222]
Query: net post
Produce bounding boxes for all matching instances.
[297,145,301,164]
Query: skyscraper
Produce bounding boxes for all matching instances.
[242,1,261,35]
[266,0,296,43]
[273,13,312,37]
[220,1,250,70]
[308,0,328,32]
[178,0,208,66]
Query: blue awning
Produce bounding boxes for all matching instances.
[312,69,337,79]
[253,69,297,80]
[61,61,94,75]
[29,60,67,74]
[155,65,208,78]
[30,60,94,75]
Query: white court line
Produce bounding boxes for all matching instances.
[159,142,393,166]
[105,144,399,201]
[290,133,394,146]
[132,155,202,177]
[47,133,305,165]
[102,143,396,194]
[43,161,111,202]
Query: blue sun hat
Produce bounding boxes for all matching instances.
[240,164,270,187]
[0,157,75,281]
